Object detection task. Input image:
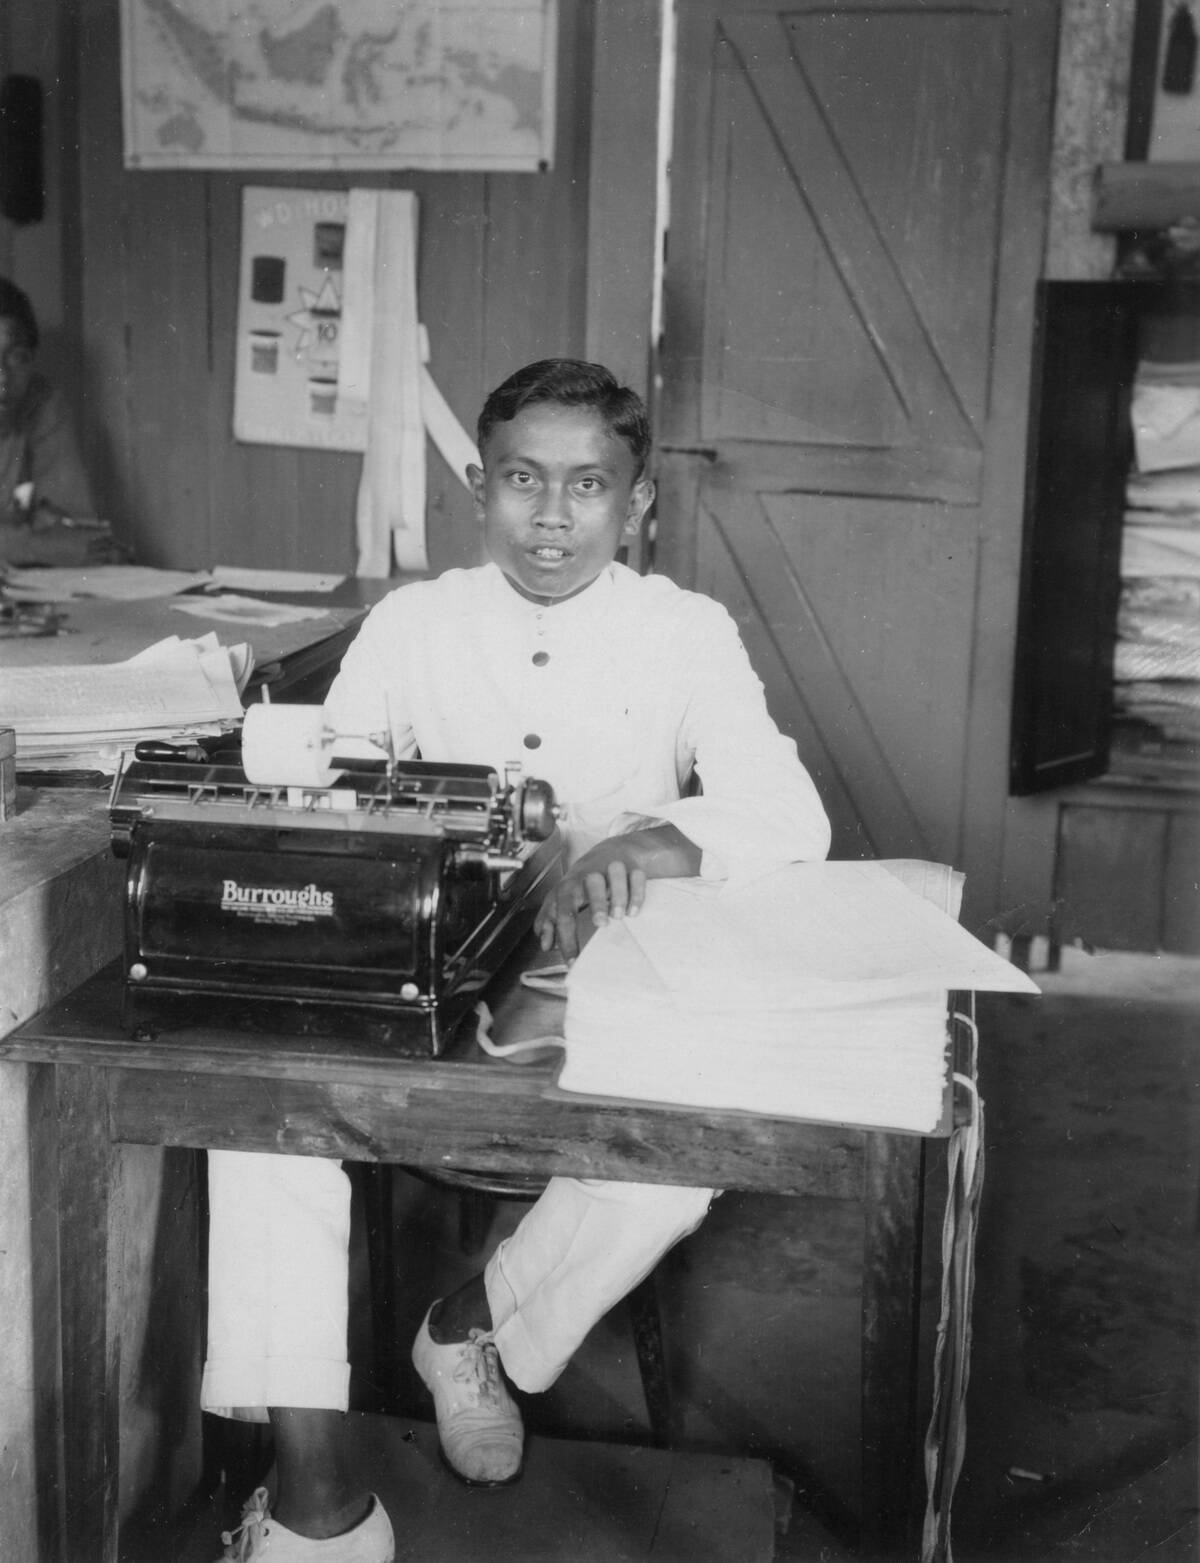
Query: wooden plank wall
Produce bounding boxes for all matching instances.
[0,0,74,370]
[68,0,600,577]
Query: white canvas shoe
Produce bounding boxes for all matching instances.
[215,1489,394,1561]
[411,1304,524,1485]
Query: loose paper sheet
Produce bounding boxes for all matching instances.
[621,862,1039,1007]
[0,565,213,602]
[170,594,332,628]
[211,566,346,593]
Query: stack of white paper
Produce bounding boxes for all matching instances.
[1,632,250,773]
[558,861,1039,1132]
[1132,371,1200,474]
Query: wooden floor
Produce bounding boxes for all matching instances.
[122,1415,780,1563]
[109,947,1200,1563]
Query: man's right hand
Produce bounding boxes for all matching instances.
[534,823,702,964]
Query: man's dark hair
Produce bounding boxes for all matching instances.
[0,277,39,353]
[477,359,651,475]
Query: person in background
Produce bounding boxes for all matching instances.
[0,275,126,565]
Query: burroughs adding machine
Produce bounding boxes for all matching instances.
[110,703,563,1054]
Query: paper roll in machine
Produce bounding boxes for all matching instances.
[109,703,563,1053]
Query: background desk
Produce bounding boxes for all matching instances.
[2,958,952,1563]
[0,574,405,1562]
[0,574,405,705]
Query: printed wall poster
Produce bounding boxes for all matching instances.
[233,186,368,451]
[120,0,557,172]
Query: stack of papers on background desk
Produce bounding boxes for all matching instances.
[0,562,345,605]
[0,632,248,774]
[558,861,1039,1132]
[0,564,213,601]
[1131,364,1200,473]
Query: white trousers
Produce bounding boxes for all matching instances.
[201,1149,713,1420]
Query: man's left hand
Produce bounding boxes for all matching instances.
[535,823,701,963]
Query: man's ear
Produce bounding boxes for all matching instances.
[625,476,655,535]
[467,463,486,517]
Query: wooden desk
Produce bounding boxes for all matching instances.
[0,575,418,1557]
[2,957,953,1563]
[0,575,407,705]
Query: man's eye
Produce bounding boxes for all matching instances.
[509,470,535,486]
[576,477,602,493]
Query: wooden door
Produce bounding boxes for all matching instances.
[657,0,1058,915]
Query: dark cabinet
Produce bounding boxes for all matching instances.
[1010,281,1140,795]
[1011,280,1200,954]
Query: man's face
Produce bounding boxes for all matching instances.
[469,402,654,603]
[0,318,35,423]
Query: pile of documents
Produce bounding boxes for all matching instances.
[1,632,250,775]
[1118,363,1200,741]
[557,860,1038,1133]
[1122,465,1200,582]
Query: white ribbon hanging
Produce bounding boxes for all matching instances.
[340,190,480,577]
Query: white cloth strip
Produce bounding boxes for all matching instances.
[353,190,428,575]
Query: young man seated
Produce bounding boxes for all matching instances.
[0,275,127,566]
[207,358,831,1562]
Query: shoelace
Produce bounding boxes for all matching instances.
[221,1486,271,1560]
[452,1329,505,1404]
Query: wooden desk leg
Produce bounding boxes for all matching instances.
[861,1132,927,1554]
[57,1064,121,1563]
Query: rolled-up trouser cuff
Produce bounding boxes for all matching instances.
[484,1176,714,1392]
[200,1356,351,1423]
[203,1149,351,1421]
